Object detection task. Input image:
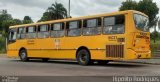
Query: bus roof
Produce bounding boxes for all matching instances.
[9,10,148,29]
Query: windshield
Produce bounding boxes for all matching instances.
[134,14,149,31]
[9,28,17,41]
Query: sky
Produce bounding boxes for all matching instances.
[0,0,160,23]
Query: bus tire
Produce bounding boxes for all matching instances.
[19,49,29,62]
[77,49,91,66]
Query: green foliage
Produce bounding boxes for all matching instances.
[150,42,159,55]
[151,31,159,40]
[150,31,160,43]
[0,37,5,53]
[0,11,22,33]
[137,0,159,27]
[1,19,22,35]
[0,13,12,21]
[13,19,22,25]
[119,0,137,10]
[0,10,23,53]
[0,12,13,31]
[119,0,159,28]
[38,2,67,22]
[23,16,33,24]
[38,12,52,22]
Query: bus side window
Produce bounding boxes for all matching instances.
[103,15,125,34]
[51,23,65,38]
[66,20,81,36]
[83,18,101,35]
[17,27,26,39]
[37,24,50,38]
[26,26,36,39]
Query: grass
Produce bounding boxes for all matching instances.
[150,39,160,56]
[151,39,160,44]
[0,49,5,54]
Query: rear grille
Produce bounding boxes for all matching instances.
[106,45,124,58]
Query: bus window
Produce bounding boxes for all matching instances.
[83,18,101,35]
[9,28,17,42]
[37,25,50,38]
[17,27,26,39]
[26,26,36,39]
[103,15,125,34]
[66,21,81,36]
[51,23,65,38]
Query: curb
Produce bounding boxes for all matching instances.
[152,57,160,59]
[114,60,160,65]
[0,54,7,57]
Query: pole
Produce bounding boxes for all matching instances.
[5,37,7,53]
[68,0,70,18]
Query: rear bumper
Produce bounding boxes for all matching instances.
[126,49,151,60]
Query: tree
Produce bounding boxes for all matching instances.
[0,10,22,36]
[151,31,159,43]
[39,2,67,22]
[137,0,159,28]
[38,12,53,22]
[0,10,22,53]
[13,19,22,25]
[1,20,21,36]
[119,0,137,10]
[0,11,13,31]
[0,12,12,21]
[23,16,33,24]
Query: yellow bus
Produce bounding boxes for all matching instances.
[7,10,151,65]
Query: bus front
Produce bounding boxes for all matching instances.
[126,11,151,59]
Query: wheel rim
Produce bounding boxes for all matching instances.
[80,54,87,63]
[21,51,26,59]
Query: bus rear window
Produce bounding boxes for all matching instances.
[134,14,149,32]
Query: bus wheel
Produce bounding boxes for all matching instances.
[19,49,29,62]
[97,60,109,65]
[77,49,91,66]
[42,58,49,62]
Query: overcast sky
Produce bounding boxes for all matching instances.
[0,0,160,22]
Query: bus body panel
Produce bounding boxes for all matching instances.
[7,10,151,61]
